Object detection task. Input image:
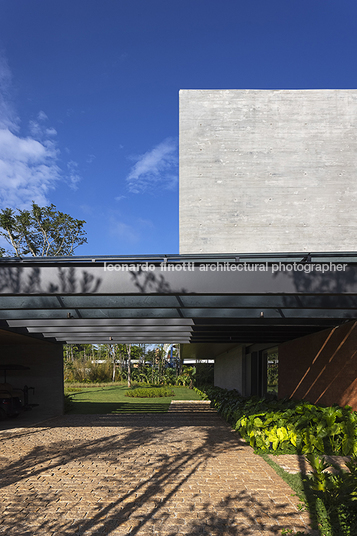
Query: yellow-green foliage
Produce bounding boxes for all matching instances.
[195,386,357,456]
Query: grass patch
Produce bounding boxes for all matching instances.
[259,451,307,500]
[126,387,174,398]
[65,385,202,414]
[258,451,357,535]
[258,452,317,534]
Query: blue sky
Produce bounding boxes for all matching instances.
[0,0,357,256]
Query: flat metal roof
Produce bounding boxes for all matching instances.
[1,253,357,345]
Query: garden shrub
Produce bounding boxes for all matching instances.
[304,454,357,535]
[125,387,174,398]
[194,386,357,456]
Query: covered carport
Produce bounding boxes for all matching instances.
[1,252,357,418]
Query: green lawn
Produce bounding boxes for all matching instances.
[65,385,203,414]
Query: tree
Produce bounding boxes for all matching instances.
[109,344,116,382]
[0,202,87,256]
[126,344,132,388]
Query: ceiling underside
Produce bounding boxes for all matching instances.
[1,253,357,345]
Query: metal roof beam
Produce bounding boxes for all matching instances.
[3,309,357,321]
[58,338,191,343]
[3,294,357,310]
[27,326,192,333]
[41,330,192,338]
[1,251,357,264]
[7,318,194,327]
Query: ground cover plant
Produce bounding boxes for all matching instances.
[65,385,202,414]
[194,386,357,456]
[196,386,357,535]
[125,387,174,398]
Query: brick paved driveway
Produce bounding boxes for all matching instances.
[0,402,313,535]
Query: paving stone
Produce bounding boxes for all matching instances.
[0,401,317,535]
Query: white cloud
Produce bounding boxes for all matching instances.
[29,116,57,140]
[0,54,18,131]
[28,120,42,137]
[109,219,139,243]
[67,160,81,190]
[126,138,178,194]
[0,55,79,209]
[0,129,60,208]
[45,127,57,137]
[37,110,48,121]
[0,129,49,163]
[79,204,94,215]
[138,218,154,228]
[115,195,126,202]
[0,57,61,209]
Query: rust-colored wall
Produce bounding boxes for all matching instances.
[278,321,357,410]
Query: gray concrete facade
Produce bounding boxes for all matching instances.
[213,343,270,396]
[179,89,357,253]
[214,345,244,393]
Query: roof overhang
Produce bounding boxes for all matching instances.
[1,252,357,345]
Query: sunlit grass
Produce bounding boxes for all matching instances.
[65,385,203,414]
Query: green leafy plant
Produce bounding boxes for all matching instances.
[125,387,174,398]
[304,455,357,535]
[196,386,357,456]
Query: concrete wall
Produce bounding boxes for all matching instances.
[214,345,244,393]
[279,321,357,410]
[0,333,64,419]
[179,89,357,254]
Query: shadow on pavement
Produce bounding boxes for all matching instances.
[0,408,313,535]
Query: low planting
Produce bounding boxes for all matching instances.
[194,386,357,455]
[304,453,357,535]
[195,386,357,535]
[125,387,174,398]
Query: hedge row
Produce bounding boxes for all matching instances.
[125,387,174,398]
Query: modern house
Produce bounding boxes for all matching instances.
[1,89,357,418]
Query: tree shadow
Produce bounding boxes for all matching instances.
[0,265,102,294]
[275,262,357,298]
[0,409,313,535]
[129,266,188,294]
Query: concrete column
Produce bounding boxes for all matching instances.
[214,345,244,392]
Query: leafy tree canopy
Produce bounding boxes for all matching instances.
[0,202,87,257]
